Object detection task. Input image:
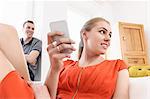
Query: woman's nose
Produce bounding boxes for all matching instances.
[104,34,110,41]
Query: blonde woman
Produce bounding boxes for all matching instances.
[46,17,129,99]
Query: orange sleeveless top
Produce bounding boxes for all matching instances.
[57,59,127,99]
[0,71,35,99]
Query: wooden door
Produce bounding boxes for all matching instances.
[119,22,148,66]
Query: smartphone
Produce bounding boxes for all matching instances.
[49,20,71,53]
[50,20,70,39]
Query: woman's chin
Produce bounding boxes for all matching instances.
[97,51,106,55]
[99,50,106,55]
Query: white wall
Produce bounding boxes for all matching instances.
[146,0,150,64]
[0,1,34,37]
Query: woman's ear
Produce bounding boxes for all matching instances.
[82,30,88,40]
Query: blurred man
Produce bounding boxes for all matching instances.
[20,20,42,81]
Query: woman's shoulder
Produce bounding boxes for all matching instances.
[63,59,76,67]
[106,59,128,70]
[106,59,125,63]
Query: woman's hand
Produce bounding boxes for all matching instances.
[28,81,51,99]
[47,32,76,72]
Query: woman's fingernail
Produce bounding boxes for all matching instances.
[60,32,64,34]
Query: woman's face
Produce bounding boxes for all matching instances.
[85,21,112,55]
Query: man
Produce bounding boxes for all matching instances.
[20,20,42,81]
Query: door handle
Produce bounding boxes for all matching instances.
[122,36,126,40]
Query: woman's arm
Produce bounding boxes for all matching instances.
[44,32,75,99]
[45,68,61,99]
[112,69,129,99]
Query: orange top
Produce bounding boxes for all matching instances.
[0,71,35,99]
[57,59,127,99]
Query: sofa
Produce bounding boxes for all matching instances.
[129,66,150,99]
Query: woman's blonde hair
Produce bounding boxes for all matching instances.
[78,17,110,60]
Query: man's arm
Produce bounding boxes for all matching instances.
[25,50,40,65]
[25,39,42,65]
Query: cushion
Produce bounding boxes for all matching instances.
[128,66,150,77]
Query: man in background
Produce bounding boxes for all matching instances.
[20,20,42,81]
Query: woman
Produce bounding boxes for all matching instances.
[0,23,50,99]
[46,17,129,99]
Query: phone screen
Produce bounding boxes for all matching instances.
[49,20,71,53]
[50,20,70,38]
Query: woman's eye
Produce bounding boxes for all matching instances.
[109,33,112,38]
[99,30,105,34]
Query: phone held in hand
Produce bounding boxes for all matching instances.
[50,20,70,39]
[49,20,71,53]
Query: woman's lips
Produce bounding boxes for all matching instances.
[101,43,108,49]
